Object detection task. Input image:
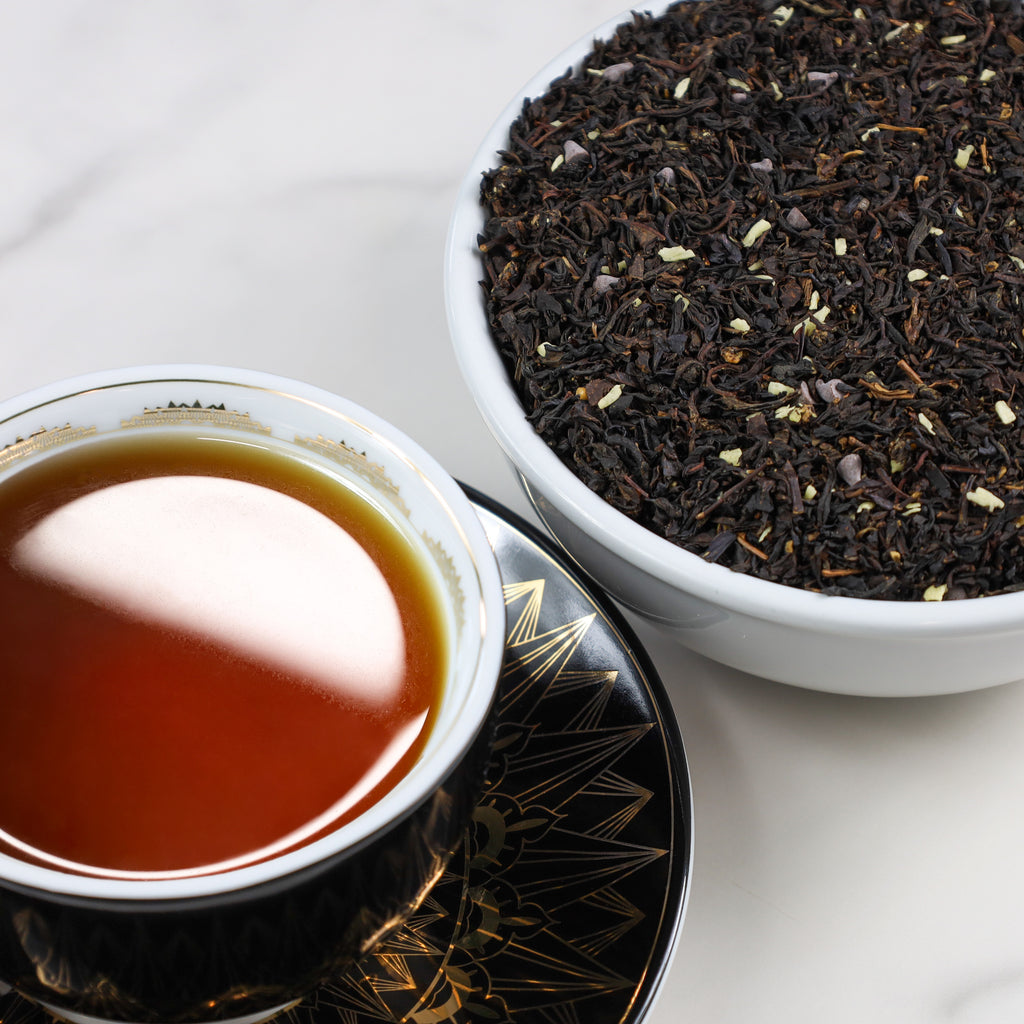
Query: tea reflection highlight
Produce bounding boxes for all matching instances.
[13,474,407,703]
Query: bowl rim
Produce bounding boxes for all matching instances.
[443,5,1024,641]
[0,364,506,902]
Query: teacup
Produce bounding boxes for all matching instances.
[0,366,506,1024]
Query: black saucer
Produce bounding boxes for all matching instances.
[0,488,691,1024]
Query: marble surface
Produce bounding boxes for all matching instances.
[3,3,1024,1022]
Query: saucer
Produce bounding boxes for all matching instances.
[0,488,692,1024]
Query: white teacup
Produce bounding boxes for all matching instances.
[0,365,505,1024]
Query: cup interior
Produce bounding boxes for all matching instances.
[0,365,503,901]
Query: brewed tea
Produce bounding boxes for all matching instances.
[0,431,448,878]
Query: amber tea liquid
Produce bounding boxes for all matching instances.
[0,431,448,878]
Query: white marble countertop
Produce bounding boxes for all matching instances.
[3,3,1024,1022]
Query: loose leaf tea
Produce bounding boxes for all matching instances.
[478,0,1024,600]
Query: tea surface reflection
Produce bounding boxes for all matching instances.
[0,433,447,879]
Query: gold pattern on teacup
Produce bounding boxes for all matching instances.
[120,403,272,434]
[0,425,98,471]
[293,435,410,517]
[291,434,469,634]
[421,532,466,639]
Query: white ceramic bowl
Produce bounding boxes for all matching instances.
[445,7,1024,698]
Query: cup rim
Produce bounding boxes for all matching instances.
[443,4,1024,641]
[0,364,505,901]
